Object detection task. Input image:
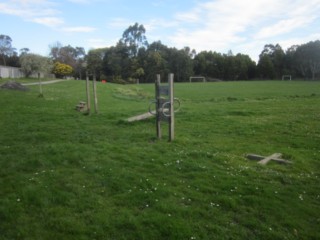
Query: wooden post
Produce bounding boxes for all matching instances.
[93,72,98,113]
[86,71,91,114]
[257,153,282,165]
[168,73,174,141]
[156,74,161,139]
[38,72,43,97]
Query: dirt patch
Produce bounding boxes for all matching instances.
[0,81,29,91]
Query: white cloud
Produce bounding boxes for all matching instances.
[87,38,116,49]
[175,10,200,23]
[0,0,59,16]
[62,26,96,33]
[144,18,178,32]
[278,33,320,50]
[255,16,317,40]
[67,0,90,3]
[67,0,106,4]
[108,18,133,29]
[0,0,62,25]
[32,17,64,27]
[168,0,320,59]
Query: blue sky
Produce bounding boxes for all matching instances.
[1,0,320,62]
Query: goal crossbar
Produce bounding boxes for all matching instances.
[282,75,292,81]
[189,76,206,83]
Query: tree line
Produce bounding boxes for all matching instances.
[1,23,319,82]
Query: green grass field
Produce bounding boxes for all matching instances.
[1,79,320,239]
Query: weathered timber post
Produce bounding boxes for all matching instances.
[154,73,178,141]
[38,72,43,97]
[156,74,162,139]
[93,72,98,113]
[85,71,91,114]
[168,73,174,141]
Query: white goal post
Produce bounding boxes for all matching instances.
[189,76,206,83]
[282,75,292,81]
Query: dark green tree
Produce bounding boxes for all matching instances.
[294,41,320,80]
[0,35,16,66]
[102,42,131,82]
[257,54,276,79]
[167,47,194,82]
[258,44,285,79]
[87,48,106,80]
[137,41,169,82]
[120,23,148,58]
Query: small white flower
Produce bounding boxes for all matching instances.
[17,198,20,202]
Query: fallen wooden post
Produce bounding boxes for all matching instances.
[246,153,292,165]
[126,108,170,123]
[126,111,156,122]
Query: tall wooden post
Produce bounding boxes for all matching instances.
[168,73,174,141]
[93,72,98,113]
[38,72,43,97]
[156,74,161,139]
[85,71,91,114]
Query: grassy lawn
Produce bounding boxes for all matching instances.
[0,80,319,239]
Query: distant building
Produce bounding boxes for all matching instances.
[0,65,55,79]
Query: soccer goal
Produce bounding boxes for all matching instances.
[282,75,292,81]
[189,76,206,83]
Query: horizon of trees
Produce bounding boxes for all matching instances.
[0,24,319,82]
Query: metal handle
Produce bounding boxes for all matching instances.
[173,98,181,112]
[161,101,171,117]
[148,100,156,115]
[149,98,181,117]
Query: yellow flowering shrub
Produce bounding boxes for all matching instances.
[52,62,73,78]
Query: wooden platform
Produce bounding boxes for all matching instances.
[75,101,86,112]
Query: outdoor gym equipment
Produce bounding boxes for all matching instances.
[149,73,180,141]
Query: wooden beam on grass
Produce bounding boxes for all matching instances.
[127,111,155,122]
[246,153,292,165]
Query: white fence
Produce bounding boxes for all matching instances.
[0,65,55,79]
[0,65,23,78]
